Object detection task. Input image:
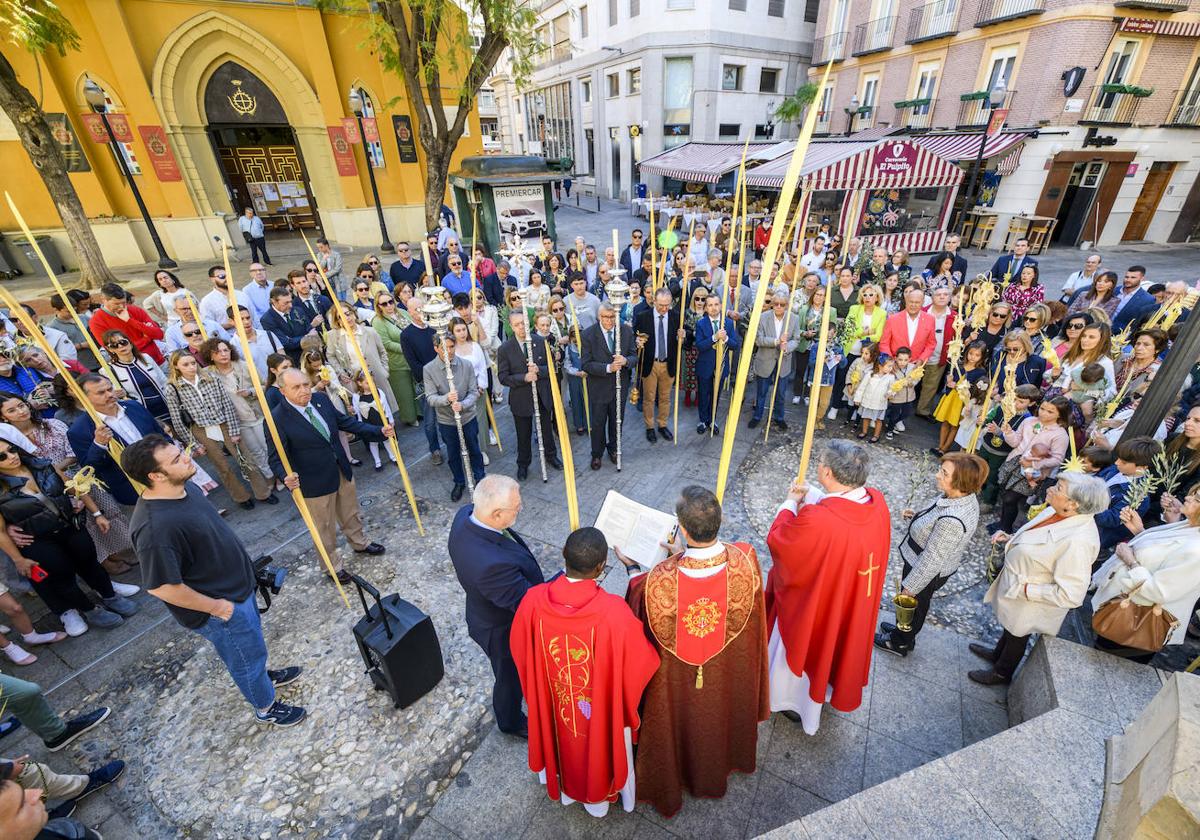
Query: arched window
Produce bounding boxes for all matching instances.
[353,86,385,169]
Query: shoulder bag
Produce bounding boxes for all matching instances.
[1091,582,1178,652]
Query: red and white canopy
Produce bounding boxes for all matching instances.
[637,142,778,183]
[743,138,964,191]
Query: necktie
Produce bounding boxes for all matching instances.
[304,406,330,441]
[502,528,517,542]
[607,329,614,353]
[657,314,666,361]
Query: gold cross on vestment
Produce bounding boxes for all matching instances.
[858,554,878,599]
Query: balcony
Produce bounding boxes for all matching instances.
[956,89,1017,128]
[1113,0,1187,10]
[1079,84,1148,126]
[976,0,1044,26]
[815,109,832,134]
[1166,89,1200,127]
[852,17,897,56]
[813,31,848,65]
[851,106,876,133]
[894,99,933,130]
[906,0,961,44]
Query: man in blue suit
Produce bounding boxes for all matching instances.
[988,237,1038,282]
[1111,266,1158,334]
[260,286,318,363]
[67,374,166,506]
[447,475,544,736]
[268,369,390,584]
[694,293,742,436]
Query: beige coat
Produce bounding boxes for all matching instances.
[984,508,1099,636]
[324,325,398,413]
[751,310,803,379]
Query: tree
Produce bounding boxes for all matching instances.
[321,1,537,230]
[0,1,117,288]
[774,83,820,127]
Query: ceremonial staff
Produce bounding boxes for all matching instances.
[467,211,504,451]
[517,286,549,483]
[712,168,749,433]
[605,272,631,472]
[763,247,805,442]
[420,286,475,495]
[672,221,695,443]
[648,190,657,291]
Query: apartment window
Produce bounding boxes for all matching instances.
[913,61,939,115]
[580,5,589,38]
[729,0,747,9]
[1102,39,1140,87]
[817,83,833,124]
[353,86,385,169]
[607,73,620,98]
[585,128,595,175]
[860,74,879,111]
[759,68,779,93]
[608,0,617,27]
[755,123,774,139]
[663,56,694,148]
[984,46,1017,93]
[478,89,496,110]
[804,0,819,23]
[630,0,640,17]
[768,0,785,16]
[580,79,592,103]
[628,68,642,94]
[722,64,744,91]
[719,123,741,137]
[666,0,694,8]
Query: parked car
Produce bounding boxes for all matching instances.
[498,207,545,238]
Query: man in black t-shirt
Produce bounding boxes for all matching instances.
[124,435,306,728]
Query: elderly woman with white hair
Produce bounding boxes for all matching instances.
[969,471,1109,685]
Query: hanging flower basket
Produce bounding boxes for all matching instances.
[1099,83,1153,98]
[960,91,988,101]
[895,97,932,109]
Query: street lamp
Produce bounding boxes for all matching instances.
[958,78,1008,236]
[82,78,177,269]
[843,95,860,137]
[348,89,394,254]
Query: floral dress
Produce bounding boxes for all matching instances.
[683,309,701,393]
[27,419,134,563]
[1002,282,1045,321]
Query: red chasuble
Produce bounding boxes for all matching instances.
[765,488,892,711]
[627,543,770,818]
[510,576,660,808]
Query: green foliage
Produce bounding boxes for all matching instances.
[0,0,79,55]
[773,82,819,124]
[1099,83,1153,98]
[960,91,988,101]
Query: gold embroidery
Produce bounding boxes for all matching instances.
[540,622,594,738]
[682,597,721,638]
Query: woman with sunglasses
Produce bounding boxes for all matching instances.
[100,329,170,426]
[363,254,391,291]
[371,291,420,427]
[0,440,140,637]
[990,330,1048,389]
[500,288,524,341]
[351,276,377,325]
[301,259,333,299]
[1002,263,1044,322]
[1051,313,1091,360]
[324,301,398,418]
[1018,303,1057,368]
[966,302,1011,361]
[681,286,710,407]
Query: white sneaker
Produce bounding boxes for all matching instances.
[111,581,140,598]
[895,420,906,432]
[826,408,838,420]
[1,642,35,665]
[61,609,88,637]
[791,396,801,405]
[483,452,490,466]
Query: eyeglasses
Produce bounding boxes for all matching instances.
[305,268,319,273]
[1067,322,1085,330]
[356,285,370,292]
[379,299,395,306]
[990,313,1006,319]
[215,275,226,281]
[183,330,201,338]
[107,339,130,348]
[368,259,380,265]
[1023,315,1039,323]
[552,306,565,312]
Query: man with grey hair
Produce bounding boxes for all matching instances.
[447,474,544,737]
[634,288,685,442]
[765,440,892,735]
[749,291,802,431]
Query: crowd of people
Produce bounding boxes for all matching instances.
[1,215,1199,833]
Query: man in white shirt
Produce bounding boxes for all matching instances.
[200,266,250,332]
[238,207,271,266]
[231,305,282,379]
[799,239,826,275]
[1059,254,1102,303]
[241,263,271,325]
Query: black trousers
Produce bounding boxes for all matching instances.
[891,561,952,649]
[792,347,812,395]
[831,354,855,410]
[248,236,271,265]
[475,625,525,734]
[589,397,625,458]
[1093,633,1156,664]
[996,489,1028,534]
[993,629,1031,679]
[513,408,558,468]
[25,525,113,616]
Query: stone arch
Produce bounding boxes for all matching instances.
[150,10,335,216]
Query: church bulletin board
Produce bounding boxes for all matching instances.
[247,181,308,215]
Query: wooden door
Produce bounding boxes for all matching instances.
[1122,161,1177,241]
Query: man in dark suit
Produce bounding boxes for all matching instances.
[694,293,742,435]
[447,475,544,736]
[634,288,685,443]
[988,237,1037,282]
[268,369,389,583]
[400,298,445,464]
[496,311,561,480]
[631,253,654,288]
[67,374,166,506]
[477,260,510,306]
[581,304,634,469]
[925,232,968,279]
[1111,265,1159,334]
[286,269,332,325]
[260,286,318,363]
[618,228,646,277]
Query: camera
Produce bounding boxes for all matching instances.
[253,555,287,612]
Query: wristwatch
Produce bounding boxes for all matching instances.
[622,560,641,574]
[90,510,103,519]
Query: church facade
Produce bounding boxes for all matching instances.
[0,0,481,267]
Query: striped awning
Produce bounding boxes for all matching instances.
[911,131,1032,163]
[1120,17,1200,37]
[743,139,963,191]
[637,142,778,183]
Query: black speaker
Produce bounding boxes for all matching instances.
[349,575,444,709]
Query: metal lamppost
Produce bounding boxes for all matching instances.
[348,90,394,254]
[958,79,1008,235]
[843,95,860,137]
[82,78,177,269]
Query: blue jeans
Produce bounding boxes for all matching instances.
[440,417,486,486]
[194,596,275,710]
[753,371,792,422]
[420,395,441,455]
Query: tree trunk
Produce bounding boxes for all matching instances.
[423,145,451,231]
[0,51,117,289]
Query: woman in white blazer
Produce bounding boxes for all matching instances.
[969,472,1109,685]
[1090,485,1200,663]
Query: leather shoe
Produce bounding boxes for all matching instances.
[546,455,563,470]
[710,424,720,436]
[968,668,1010,686]
[590,457,602,470]
[239,499,255,510]
[774,419,788,431]
[262,493,280,505]
[748,418,760,429]
[450,484,465,502]
[608,451,618,465]
[968,642,997,663]
[354,542,385,556]
[331,569,352,585]
[646,428,657,443]
[873,631,910,658]
[696,423,708,435]
[517,465,529,481]
[658,426,674,441]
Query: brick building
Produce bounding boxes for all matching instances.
[808,0,1200,248]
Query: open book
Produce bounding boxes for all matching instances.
[594,490,678,570]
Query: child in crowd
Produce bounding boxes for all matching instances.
[978,383,1042,506]
[1068,361,1110,422]
[1093,436,1162,555]
[1020,442,1054,482]
[884,347,918,439]
[1079,445,1114,474]
[852,354,895,443]
[351,370,396,471]
[843,343,878,426]
[932,340,987,456]
[811,327,845,430]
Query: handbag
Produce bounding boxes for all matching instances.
[1091,582,1179,653]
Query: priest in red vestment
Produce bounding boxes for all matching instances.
[620,485,769,818]
[511,527,660,817]
[766,439,892,735]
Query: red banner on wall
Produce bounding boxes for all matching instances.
[79,113,110,144]
[362,117,380,144]
[106,113,134,144]
[986,108,1009,138]
[138,125,182,182]
[327,126,358,176]
[340,117,361,144]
